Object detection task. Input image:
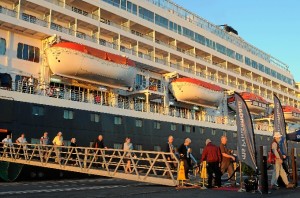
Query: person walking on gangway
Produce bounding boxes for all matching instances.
[178,138,192,180]
[52,132,64,163]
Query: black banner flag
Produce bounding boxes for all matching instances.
[235,92,257,171]
[273,94,287,154]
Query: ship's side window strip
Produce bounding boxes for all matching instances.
[0,38,6,55]
[114,116,122,125]
[32,106,44,116]
[63,110,74,120]
[17,42,40,63]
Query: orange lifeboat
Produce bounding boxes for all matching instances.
[169,77,223,107]
[46,42,137,88]
[282,106,300,123]
[228,92,269,114]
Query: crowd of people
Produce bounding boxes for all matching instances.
[0,131,296,189]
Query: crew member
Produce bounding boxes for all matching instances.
[220,136,236,186]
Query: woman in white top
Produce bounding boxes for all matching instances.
[123,137,133,173]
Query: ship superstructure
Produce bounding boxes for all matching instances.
[0,0,300,156]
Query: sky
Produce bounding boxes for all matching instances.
[172,0,300,82]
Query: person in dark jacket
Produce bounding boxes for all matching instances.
[178,138,192,179]
[201,139,222,188]
[92,135,107,168]
[165,135,176,169]
[70,138,78,165]
[92,135,107,149]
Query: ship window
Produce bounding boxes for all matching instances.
[127,1,137,15]
[32,106,44,116]
[139,7,154,23]
[63,110,74,120]
[155,14,168,29]
[185,126,191,133]
[195,33,205,45]
[245,57,251,66]
[259,64,265,72]
[17,43,40,63]
[212,129,216,136]
[154,121,161,129]
[235,53,243,62]
[135,119,143,127]
[200,148,204,154]
[183,27,194,40]
[135,74,146,90]
[200,128,205,134]
[135,144,143,150]
[114,143,122,149]
[251,60,258,69]
[121,0,126,9]
[103,0,120,7]
[0,38,6,55]
[216,43,226,55]
[171,124,176,131]
[91,114,100,123]
[154,145,161,151]
[30,138,40,144]
[114,116,122,125]
[233,132,237,138]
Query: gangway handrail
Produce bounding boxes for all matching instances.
[0,143,179,186]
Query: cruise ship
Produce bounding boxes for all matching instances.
[0,0,300,179]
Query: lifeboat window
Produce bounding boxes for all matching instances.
[170,124,176,131]
[63,110,74,120]
[91,114,100,123]
[135,119,143,127]
[114,116,122,125]
[113,143,123,149]
[32,106,44,116]
[0,38,6,55]
[154,121,161,129]
[153,146,161,151]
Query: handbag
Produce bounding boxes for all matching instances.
[267,150,276,164]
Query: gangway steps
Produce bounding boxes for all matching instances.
[0,143,179,186]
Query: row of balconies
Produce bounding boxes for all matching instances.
[0,2,299,107]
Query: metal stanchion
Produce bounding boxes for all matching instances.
[260,146,268,194]
[291,148,298,187]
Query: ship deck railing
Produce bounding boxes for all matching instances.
[1,81,286,133]
[0,143,179,186]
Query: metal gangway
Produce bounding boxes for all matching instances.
[0,143,179,186]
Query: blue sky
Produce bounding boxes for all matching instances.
[172,0,300,82]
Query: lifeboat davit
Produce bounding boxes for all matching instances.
[46,42,137,88]
[227,92,269,114]
[169,78,223,107]
[282,106,300,123]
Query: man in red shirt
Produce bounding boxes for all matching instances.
[201,139,222,188]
